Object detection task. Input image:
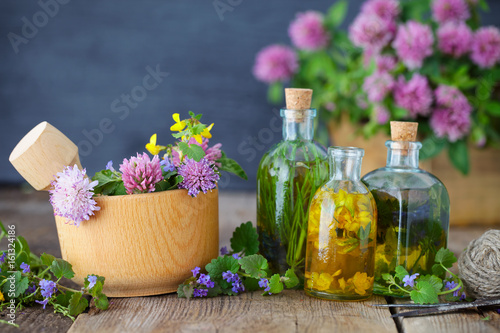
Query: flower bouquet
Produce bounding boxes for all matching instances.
[253,0,500,175]
[9,112,247,297]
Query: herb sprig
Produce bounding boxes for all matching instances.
[177,222,299,298]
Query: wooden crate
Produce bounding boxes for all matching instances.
[328,120,500,226]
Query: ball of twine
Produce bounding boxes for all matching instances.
[458,230,500,298]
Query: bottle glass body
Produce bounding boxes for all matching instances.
[305,147,377,301]
[257,109,328,284]
[361,141,450,296]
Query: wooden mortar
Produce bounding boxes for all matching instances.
[10,122,219,297]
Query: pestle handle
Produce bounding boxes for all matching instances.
[9,121,82,191]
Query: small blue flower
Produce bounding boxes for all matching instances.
[0,252,6,263]
[105,160,115,172]
[160,158,176,172]
[191,266,201,277]
[87,275,97,290]
[25,283,36,295]
[39,279,57,299]
[459,292,466,301]
[258,278,271,294]
[20,262,30,274]
[445,280,461,297]
[220,246,229,255]
[232,253,241,260]
[197,273,215,288]
[193,288,208,297]
[36,298,49,309]
[222,271,234,283]
[402,273,419,288]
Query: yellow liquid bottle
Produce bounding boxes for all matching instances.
[305,147,377,301]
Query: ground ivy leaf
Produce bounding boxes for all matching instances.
[50,258,75,279]
[230,221,259,256]
[238,254,268,279]
[418,275,443,294]
[206,283,223,297]
[94,293,109,310]
[410,281,439,304]
[205,256,239,289]
[284,269,299,289]
[68,292,89,316]
[40,253,56,267]
[55,291,74,307]
[381,273,392,282]
[395,266,409,282]
[268,274,284,294]
[2,271,29,298]
[434,248,457,268]
[243,278,260,292]
[432,263,446,276]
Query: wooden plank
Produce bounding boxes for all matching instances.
[393,299,500,333]
[68,291,397,333]
[0,304,73,333]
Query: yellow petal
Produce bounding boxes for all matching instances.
[170,121,186,132]
[149,133,157,146]
[173,113,181,122]
[146,143,160,155]
[202,123,214,138]
[193,134,202,144]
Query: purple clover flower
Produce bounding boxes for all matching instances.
[288,11,330,51]
[36,298,50,309]
[432,0,470,24]
[20,262,30,274]
[193,288,208,298]
[191,266,201,277]
[220,246,229,256]
[402,273,419,288]
[177,158,219,197]
[39,279,57,299]
[49,165,100,226]
[120,153,163,194]
[253,45,298,84]
[392,21,434,70]
[87,275,97,290]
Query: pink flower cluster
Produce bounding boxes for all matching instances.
[363,72,395,102]
[471,27,500,68]
[393,21,434,70]
[431,85,472,141]
[394,74,433,118]
[120,153,163,194]
[432,0,470,24]
[253,45,298,83]
[288,11,329,51]
[437,22,473,58]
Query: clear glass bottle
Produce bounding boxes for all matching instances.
[257,89,328,284]
[361,122,450,296]
[305,147,377,301]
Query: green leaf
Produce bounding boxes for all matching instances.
[84,275,106,297]
[178,142,206,162]
[92,170,125,196]
[432,264,445,276]
[448,141,469,175]
[178,284,194,298]
[381,273,393,282]
[325,0,348,27]
[94,293,109,310]
[485,101,500,116]
[217,157,248,180]
[238,254,268,279]
[284,269,299,289]
[50,258,75,279]
[2,271,29,299]
[230,222,259,256]
[206,283,223,297]
[395,266,409,282]
[267,82,283,104]
[205,256,239,289]
[418,275,443,294]
[267,274,284,294]
[55,291,74,307]
[243,278,260,292]
[434,248,457,268]
[410,281,439,304]
[357,222,371,241]
[68,292,89,316]
[41,253,56,267]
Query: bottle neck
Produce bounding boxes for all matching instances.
[281,109,315,141]
[329,147,364,181]
[385,141,421,169]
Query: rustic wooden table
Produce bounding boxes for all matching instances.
[0,187,498,333]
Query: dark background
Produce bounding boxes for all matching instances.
[1,0,499,190]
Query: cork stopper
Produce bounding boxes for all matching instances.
[391,121,418,142]
[285,88,312,110]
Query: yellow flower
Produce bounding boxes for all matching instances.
[307,272,334,291]
[338,277,346,291]
[351,272,373,295]
[202,123,214,139]
[170,113,186,132]
[335,189,355,216]
[0,290,4,302]
[145,134,166,156]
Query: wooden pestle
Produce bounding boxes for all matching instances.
[9,121,82,191]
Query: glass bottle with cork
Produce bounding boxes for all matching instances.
[305,146,377,301]
[257,88,328,284]
[362,121,450,296]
